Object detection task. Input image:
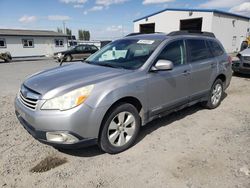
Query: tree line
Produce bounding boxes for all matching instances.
[57,27,90,41]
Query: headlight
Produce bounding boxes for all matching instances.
[41,85,94,111]
[57,53,62,57]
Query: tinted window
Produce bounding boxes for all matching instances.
[0,39,6,48]
[158,40,185,66]
[187,39,212,62]
[90,45,98,50]
[76,45,86,52]
[208,40,225,57]
[22,39,34,48]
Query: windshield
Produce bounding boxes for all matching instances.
[86,39,162,70]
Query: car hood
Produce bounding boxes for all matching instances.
[23,63,131,99]
[239,48,250,56]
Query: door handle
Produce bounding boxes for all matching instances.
[182,70,191,76]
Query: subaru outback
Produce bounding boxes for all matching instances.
[15,31,232,154]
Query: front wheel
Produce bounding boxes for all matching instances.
[99,103,141,154]
[203,79,223,109]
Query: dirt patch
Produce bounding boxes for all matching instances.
[30,156,67,173]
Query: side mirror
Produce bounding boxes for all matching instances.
[151,59,173,71]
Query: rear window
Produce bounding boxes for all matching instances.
[187,39,213,62]
[208,40,225,57]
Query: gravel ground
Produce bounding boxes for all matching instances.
[0,59,250,188]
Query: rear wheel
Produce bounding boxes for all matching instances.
[99,103,141,154]
[203,79,223,109]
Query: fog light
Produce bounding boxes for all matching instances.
[46,132,79,144]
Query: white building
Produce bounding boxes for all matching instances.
[134,8,250,53]
[0,29,68,57]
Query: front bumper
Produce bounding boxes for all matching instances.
[14,97,107,148]
[232,60,250,74]
[16,111,97,148]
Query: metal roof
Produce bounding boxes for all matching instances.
[134,8,250,22]
[0,29,68,37]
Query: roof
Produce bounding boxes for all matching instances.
[0,29,68,37]
[134,8,250,22]
[124,33,168,40]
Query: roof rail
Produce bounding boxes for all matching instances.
[126,32,142,37]
[167,30,215,38]
[126,32,165,37]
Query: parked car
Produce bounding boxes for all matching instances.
[0,52,12,63]
[15,31,232,154]
[232,48,250,74]
[54,44,99,62]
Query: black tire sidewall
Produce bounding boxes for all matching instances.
[99,103,141,154]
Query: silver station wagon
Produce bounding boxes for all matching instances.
[15,31,232,154]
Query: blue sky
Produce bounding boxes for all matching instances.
[0,0,249,40]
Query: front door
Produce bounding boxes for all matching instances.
[147,40,191,116]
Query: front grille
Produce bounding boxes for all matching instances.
[18,85,40,110]
[243,63,250,68]
[19,92,38,110]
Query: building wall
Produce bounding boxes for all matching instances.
[0,36,68,57]
[134,11,213,33]
[134,10,250,53]
[211,13,250,52]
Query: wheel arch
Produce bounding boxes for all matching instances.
[98,96,144,140]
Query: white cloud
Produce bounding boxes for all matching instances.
[74,4,84,8]
[60,0,87,4]
[84,5,104,15]
[230,2,250,16]
[142,0,174,5]
[199,0,247,8]
[48,15,71,21]
[90,5,104,11]
[106,25,123,32]
[96,0,128,7]
[18,15,37,24]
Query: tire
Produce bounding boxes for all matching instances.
[98,103,141,154]
[65,55,72,62]
[203,79,223,109]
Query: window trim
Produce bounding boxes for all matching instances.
[55,39,64,47]
[22,39,34,48]
[0,38,6,48]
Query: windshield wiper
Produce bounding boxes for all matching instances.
[97,63,120,69]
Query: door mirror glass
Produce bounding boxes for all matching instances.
[152,59,173,71]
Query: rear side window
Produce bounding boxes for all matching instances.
[158,40,186,66]
[187,39,212,62]
[208,40,225,57]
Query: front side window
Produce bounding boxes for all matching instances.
[86,39,162,70]
[90,45,98,51]
[55,39,64,47]
[22,39,34,48]
[75,45,86,52]
[157,40,186,66]
[0,38,6,48]
[187,39,212,62]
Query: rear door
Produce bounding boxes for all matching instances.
[147,39,192,116]
[186,38,216,100]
